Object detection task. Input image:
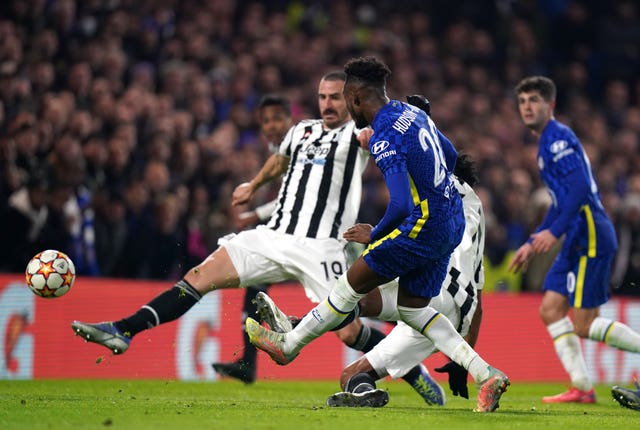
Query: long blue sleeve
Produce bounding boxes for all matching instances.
[548,168,590,238]
[532,168,589,241]
[370,170,413,241]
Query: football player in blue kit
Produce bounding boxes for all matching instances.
[509,76,640,403]
[247,56,509,413]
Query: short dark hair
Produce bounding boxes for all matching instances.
[515,76,556,102]
[258,94,291,115]
[322,71,346,82]
[343,56,391,88]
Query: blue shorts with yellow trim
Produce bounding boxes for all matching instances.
[362,218,463,299]
[543,250,615,309]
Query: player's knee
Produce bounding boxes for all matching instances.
[573,324,591,338]
[538,303,565,325]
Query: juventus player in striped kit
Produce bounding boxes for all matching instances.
[510,76,640,404]
[70,72,443,402]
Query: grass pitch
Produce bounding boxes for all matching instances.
[0,379,636,430]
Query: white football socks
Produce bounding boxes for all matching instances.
[375,280,400,321]
[589,316,640,352]
[547,316,592,391]
[398,305,491,382]
[283,274,364,356]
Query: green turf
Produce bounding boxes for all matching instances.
[0,380,636,430]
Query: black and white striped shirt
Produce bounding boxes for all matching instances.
[442,179,485,333]
[266,119,369,239]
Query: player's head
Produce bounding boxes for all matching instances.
[318,71,350,130]
[343,56,391,128]
[515,76,556,133]
[453,153,479,187]
[258,94,292,144]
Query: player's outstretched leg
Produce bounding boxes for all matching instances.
[71,321,131,355]
[612,381,640,411]
[475,367,510,412]
[254,292,293,333]
[246,318,298,365]
[72,279,202,355]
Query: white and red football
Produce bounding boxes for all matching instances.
[25,250,76,298]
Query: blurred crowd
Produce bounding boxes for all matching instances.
[0,0,639,294]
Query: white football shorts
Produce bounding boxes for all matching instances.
[219,225,348,303]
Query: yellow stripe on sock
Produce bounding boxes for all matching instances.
[553,332,575,342]
[326,298,350,316]
[420,313,442,336]
[603,322,616,343]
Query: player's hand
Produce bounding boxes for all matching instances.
[434,361,469,399]
[530,229,558,254]
[232,182,254,206]
[343,223,373,244]
[406,95,431,115]
[357,128,373,149]
[508,242,533,273]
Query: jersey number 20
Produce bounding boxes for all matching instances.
[418,121,447,188]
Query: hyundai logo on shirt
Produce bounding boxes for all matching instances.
[371,140,389,155]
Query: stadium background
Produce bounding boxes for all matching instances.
[0,1,639,382]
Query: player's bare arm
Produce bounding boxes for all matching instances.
[232,153,289,206]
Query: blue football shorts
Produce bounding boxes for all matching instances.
[362,220,463,299]
[543,249,615,308]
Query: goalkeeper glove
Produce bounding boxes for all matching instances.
[406,94,430,115]
[434,361,469,399]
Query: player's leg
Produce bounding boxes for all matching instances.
[356,283,446,405]
[395,286,508,412]
[246,257,386,364]
[539,290,595,402]
[73,228,286,354]
[72,245,239,353]
[212,285,269,383]
[583,309,640,352]
[542,252,631,403]
[572,253,640,352]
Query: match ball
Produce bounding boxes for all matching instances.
[25,250,76,298]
